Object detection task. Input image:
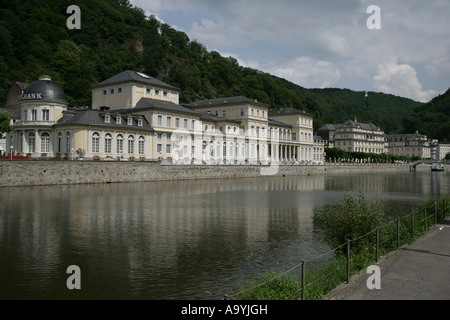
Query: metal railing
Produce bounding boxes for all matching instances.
[224,199,448,300]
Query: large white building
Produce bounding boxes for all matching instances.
[4,71,325,164]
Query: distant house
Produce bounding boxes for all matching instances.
[385,132,431,159]
[317,119,386,154]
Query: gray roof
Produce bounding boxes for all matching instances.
[317,124,338,131]
[92,70,180,91]
[21,76,67,104]
[197,112,241,124]
[54,109,153,131]
[269,108,313,117]
[268,119,292,128]
[132,98,200,116]
[0,108,20,120]
[186,96,269,109]
[339,119,381,131]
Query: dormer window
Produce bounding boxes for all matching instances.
[105,115,110,123]
[116,116,122,124]
[138,118,143,127]
[127,117,133,126]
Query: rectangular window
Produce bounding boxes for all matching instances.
[175,118,180,128]
[116,117,122,124]
[127,118,133,126]
[138,118,143,127]
[28,135,35,153]
[41,134,50,153]
[117,139,123,154]
[157,115,162,126]
[166,144,171,153]
[128,139,134,154]
[157,144,162,153]
[31,109,37,121]
[157,133,162,140]
[184,119,188,129]
[110,89,114,94]
[23,110,27,121]
[105,115,110,123]
[192,120,196,130]
[118,88,122,93]
[167,117,171,127]
[223,110,226,117]
[139,139,145,155]
[42,109,50,121]
[240,108,244,116]
[105,138,111,154]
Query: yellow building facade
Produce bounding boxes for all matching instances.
[7,71,325,164]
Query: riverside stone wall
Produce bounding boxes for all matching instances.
[0,160,426,187]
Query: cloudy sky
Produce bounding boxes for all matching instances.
[129,0,450,102]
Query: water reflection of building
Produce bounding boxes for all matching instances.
[4,71,324,164]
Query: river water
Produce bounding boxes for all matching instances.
[0,171,448,300]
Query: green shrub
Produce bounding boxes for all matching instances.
[313,192,387,252]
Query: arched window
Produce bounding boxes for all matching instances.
[28,132,35,153]
[57,132,62,153]
[138,136,145,155]
[41,132,50,153]
[128,135,135,154]
[92,132,100,153]
[105,133,112,154]
[65,132,71,153]
[117,134,123,154]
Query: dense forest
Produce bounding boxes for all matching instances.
[0,0,448,139]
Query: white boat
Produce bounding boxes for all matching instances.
[431,163,444,172]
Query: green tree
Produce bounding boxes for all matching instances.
[313,192,386,252]
[0,113,12,138]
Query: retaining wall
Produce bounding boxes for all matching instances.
[0,160,421,187]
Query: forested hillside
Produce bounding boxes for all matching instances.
[1,0,445,137]
[403,88,450,142]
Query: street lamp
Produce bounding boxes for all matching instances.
[10,145,13,160]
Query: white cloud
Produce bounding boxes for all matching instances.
[128,0,450,96]
[268,56,342,89]
[373,61,438,102]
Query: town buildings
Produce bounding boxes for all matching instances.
[3,71,325,164]
[317,119,386,154]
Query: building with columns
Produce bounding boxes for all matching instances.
[5,71,325,164]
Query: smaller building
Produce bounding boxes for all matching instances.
[385,132,431,159]
[437,143,450,161]
[318,119,386,154]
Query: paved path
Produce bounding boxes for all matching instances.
[324,217,450,300]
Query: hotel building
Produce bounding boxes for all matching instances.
[5,70,325,164]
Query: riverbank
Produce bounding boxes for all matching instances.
[0,160,430,187]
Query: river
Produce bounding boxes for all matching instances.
[0,171,448,300]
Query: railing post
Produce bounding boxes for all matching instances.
[424,206,428,231]
[301,260,306,301]
[444,200,447,218]
[435,202,438,225]
[375,227,379,263]
[397,217,401,248]
[346,240,351,284]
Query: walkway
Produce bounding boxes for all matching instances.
[324,217,450,300]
